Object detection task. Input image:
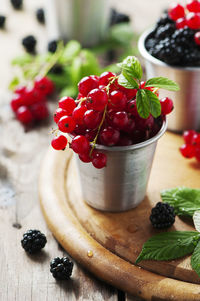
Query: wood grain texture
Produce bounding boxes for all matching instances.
[39,139,200,301]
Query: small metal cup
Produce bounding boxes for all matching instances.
[45,0,111,47]
[74,120,167,212]
[138,29,200,133]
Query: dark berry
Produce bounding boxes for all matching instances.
[50,257,73,280]
[22,35,37,54]
[155,23,176,39]
[36,8,45,24]
[21,229,47,254]
[110,8,130,26]
[30,101,49,121]
[10,0,23,10]
[0,15,6,29]
[195,31,200,45]
[92,152,107,169]
[150,202,176,229]
[100,126,120,146]
[48,40,58,53]
[49,64,64,74]
[51,135,68,150]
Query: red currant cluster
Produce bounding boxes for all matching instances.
[10,76,54,126]
[51,72,173,169]
[180,130,200,161]
[169,0,200,44]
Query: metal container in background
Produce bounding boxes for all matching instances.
[45,0,111,47]
[74,120,167,212]
[138,29,200,133]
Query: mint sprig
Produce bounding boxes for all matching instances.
[191,241,200,277]
[118,56,179,119]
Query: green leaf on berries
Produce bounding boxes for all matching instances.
[8,76,20,91]
[161,187,200,217]
[143,89,161,118]
[136,231,200,264]
[117,56,143,80]
[191,241,200,277]
[145,77,180,91]
[136,89,150,119]
[118,70,139,89]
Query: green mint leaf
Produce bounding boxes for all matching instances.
[161,187,200,217]
[143,89,161,118]
[136,89,150,119]
[117,56,143,80]
[61,40,81,62]
[191,241,200,277]
[8,76,20,91]
[118,70,139,89]
[136,231,199,264]
[193,211,200,232]
[145,77,180,91]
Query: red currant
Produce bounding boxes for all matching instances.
[168,3,185,21]
[16,106,34,124]
[136,115,154,131]
[79,152,91,163]
[186,0,200,12]
[92,152,107,169]
[85,129,97,141]
[123,118,136,133]
[180,144,195,158]
[34,76,54,96]
[78,76,99,96]
[58,97,76,115]
[193,132,200,145]
[194,31,200,45]
[176,17,187,29]
[30,101,49,121]
[71,135,90,154]
[127,99,138,116]
[58,116,76,133]
[160,97,174,115]
[100,127,120,146]
[14,86,26,95]
[83,110,102,129]
[108,90,127,111]
[10,95,24,112]
[73,124,87,135]
[186,12,200,29]
[117,135,133,146]
[54,108,68,123]
[72,105,87,125]
[99,72,116,86]
[25,87,46,106]
[51,135,68,150]
[183,130,196,144]
[86,89,108,112]
[195,146,200,161]
[112,111,129,130]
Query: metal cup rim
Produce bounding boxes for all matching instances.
[138,28,200,72]
[94,118,167,152]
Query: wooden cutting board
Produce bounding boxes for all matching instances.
[39,132,200,300]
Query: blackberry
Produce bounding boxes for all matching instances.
[110,8,130,26]
[22,35,37,53]
[150,202,175,229]
[49,64,64,74]
[172,28,196,47]
[10,0,23,10]
[0,15,6,29]
[50,257,73,280]
[155,23,176,40]
[156,13,174,27]
[36,8,45,24]
[21,229,47,254]
[48,40,58,53]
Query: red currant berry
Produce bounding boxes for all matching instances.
[83,110,102,129]
[187,0,200,12]
[123,118,136,133]
[30,101,49,121]
[108,90,127,111]
[193,132,200,145]
[71,135,90,154]
[85,129,97,141]
[195,146,200,161]
[180,144,195,158]
[160,97,174,115]
[34,76,54,96]
[183,130,196,144]
[73,124,87,135]
[58,116,76,133]
[78,76,99,96]
[16,106,34,124]
[99,72,116,86]
[168,3,185,21]
[136,115,154,131]
[194,31,200,45]
[86,89,108,112]
[131,129,146,144]
[79,152,91,163]
[117,135,133,146]
[25,87,46,106]
[186,12,200,29]
[127,99,138,116]
[100,127,120,146]
[92,152,107,169]
[14,86,26,95]
[10,95,24,112]
[176,17,187,29]
[112,111,129,130]
[72,105,87,125]
[51,135,68,150]
[58,97,76,115]
[54,108,68,123]
[124,89,137,101]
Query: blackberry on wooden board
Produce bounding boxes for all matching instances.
[50,257,74,280]
[21,229,47,254]
[150,202,176,229]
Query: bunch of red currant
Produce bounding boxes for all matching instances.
[51,71,173,169]
[180,130,200,161]
[10,76,54,126]
[169,0,200,44]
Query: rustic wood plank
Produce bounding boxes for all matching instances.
[126,294,144,301]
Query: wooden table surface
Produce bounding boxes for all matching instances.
[0,0,173,300]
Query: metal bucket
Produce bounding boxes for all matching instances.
[138,29,200,133]
[45,0,111,47]
[74,120,167,212]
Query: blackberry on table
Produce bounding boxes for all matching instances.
[10,0,23,10]
[36,8,45,24]
[156,13,174,27]
[22,35,37,53]
[21,229,47,254]
[50,257,73,280]
[155,23,176,40]
[110,8,130,26]
[150,202,176,229]
[172,27,196,47]
[48,40,58,53]
[0,15,6,29]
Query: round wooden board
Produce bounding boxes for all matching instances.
[39,132,200,301]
